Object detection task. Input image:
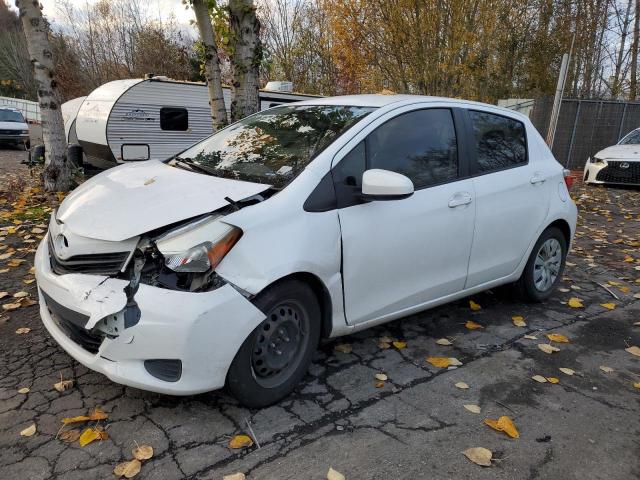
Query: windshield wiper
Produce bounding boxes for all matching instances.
[173,156,220,177]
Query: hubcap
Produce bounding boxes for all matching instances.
[251,302,307,387]
[533,238,562,292]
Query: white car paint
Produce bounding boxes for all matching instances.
[583,128,640,186]
[36,94,577,396]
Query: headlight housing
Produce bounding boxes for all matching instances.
[156,217,242,273]
[21,129,29,135]
[592,156,605,164]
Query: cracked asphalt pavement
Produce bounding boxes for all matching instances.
[1,148,639,479]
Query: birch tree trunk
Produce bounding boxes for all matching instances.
[192,0,228,130]
[229,0,262,122]
[630,0,640,100]
[16,0,71,192]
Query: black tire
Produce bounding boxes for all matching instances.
[227,279,321,408]
[514,226,567,302]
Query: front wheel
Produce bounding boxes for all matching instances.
[514,226,567,302]
[226,279,321,408]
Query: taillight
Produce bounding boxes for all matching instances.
[563,169,574,190]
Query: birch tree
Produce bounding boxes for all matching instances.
[191,0,228,130]
[228,0,262,121]
[15,0,71,192]
[630,0,639,100]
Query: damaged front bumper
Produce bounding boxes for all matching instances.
[35,237,266,395]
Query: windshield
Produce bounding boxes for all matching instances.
[619,129,640,145]
[173,105,375,187]
[0,110,25,123]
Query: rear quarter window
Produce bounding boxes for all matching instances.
[469,110,527,174]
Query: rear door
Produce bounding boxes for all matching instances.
[334,106,476,324]
[465,109,551,288]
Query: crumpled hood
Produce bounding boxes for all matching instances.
[595,145,640,160]
[57,160,270,242]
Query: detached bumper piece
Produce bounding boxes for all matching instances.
[144,359,183,382]
[595,161,640,185]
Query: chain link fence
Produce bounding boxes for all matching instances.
[529,97,640,170]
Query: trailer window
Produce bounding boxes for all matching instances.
[160,107,188,131]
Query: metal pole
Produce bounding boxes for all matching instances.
[617,102,628,141]
[546,52,570,148]
[566,101,581,168]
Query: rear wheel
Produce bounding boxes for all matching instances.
[226,279,320,408]
[514,226,567,302]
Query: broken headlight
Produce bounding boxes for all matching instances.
[162,224,242,273]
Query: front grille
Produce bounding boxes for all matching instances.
[49,236,130,275]
[0,129,21,135]
[596,161,640,185]
[42,291,104,354]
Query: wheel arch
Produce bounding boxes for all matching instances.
[546,218,572,247]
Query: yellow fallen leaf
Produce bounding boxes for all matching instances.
[600,303,616,310]
[469,300,482,311]
[538,344,560,354]
[228,434,253,449]
[392,341,407,349]
[13,291,28,298]
[61,415,90,425]
[426,357,462,368]
[113,459,141,478]
[375,373,388,381]
[20,423,36,437]
[463,447,492,467]
[465,320,484,330]
[327,467,346,480]
[59,429,81,443]
[223,474,246,480]
[532,375,547,383]
[15,327,30,334]
[463,404,481,414]
[546,333,569,343]
[79,426,108,447]
[132,444,153,461]
[18,387,30,394]
[619,287,630,293]
[3,303,21,311]
[624,255,634,263]
[484,416,519,438]
[512,316,526,327]
[626,346,640,357]
[455,381,469,389]
[334,343,352,354]
[436,338,452,346]
[546,377,560,384]
[599,366,614,373]
[559,368,575,376]
[88,408,108,421]
[568,297,583,308]
[634,383,640,390]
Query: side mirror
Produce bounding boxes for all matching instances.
[361,169,414,201]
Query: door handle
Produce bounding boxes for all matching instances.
[530,172,547,184]
[448,192,472,208]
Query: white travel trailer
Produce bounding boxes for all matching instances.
[67,78,319,170]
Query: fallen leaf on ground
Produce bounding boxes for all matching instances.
[634,383,640,390]
[463,447,493,467]
[635,322,640,327]
[600,303,616,310]
[374,381,385,388]
[455,382,469,389]
[327,467,346,480]
[375,373,388,381]
[465,320,484,330]
[532,375,547,383]
[512,316,526,327]
[568,297,584,308]
[79,426,108,447]
[559,368,575,376]
[392,341,407,349]
[484,416,519,438]
[599,366,614,373]
[223,474,246,480]
[626,346,640,357]
[436,338,452,346]
[229,434,253,449]
[20,423,36,437]
[523,334,538,340]
[88,408,108,421]
[469,300,482,311]
[62,415,91,425]
[113,459,141,478]
[426,357,462,368]
[59,429,81,443]
[0,291,8,299]
[377,341,391,349]
[546,333,570,343]
[379,336,394,343]
[15,327,30,334]
[3,303,21,311]
[546,377,560,384]
[132,444,153,461]
[334,343,352,354]
[18,387,29,394]
[463,404,481,414]
[538,344,560,354]
[53,378,74,392]
[12,291,28,298]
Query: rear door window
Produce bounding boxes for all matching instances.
[469,111,527,173]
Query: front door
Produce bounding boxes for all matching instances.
[334,107,476,324]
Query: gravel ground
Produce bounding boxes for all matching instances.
[0,147,639,480]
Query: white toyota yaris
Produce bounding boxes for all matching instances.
[36,95,577,407]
